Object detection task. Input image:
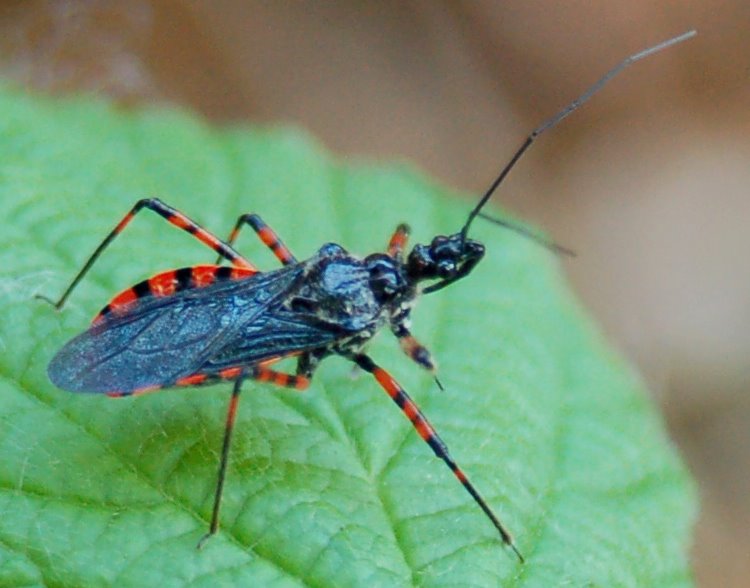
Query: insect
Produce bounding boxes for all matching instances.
[39,30,694,563]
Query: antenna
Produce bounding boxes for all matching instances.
[477,214,576,256]
[459,30,696,242]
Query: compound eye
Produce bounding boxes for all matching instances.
[407,244,430,271]
[432,235,463,259]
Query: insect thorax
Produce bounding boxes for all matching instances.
[291,244,414,353]
[296,245,389,329]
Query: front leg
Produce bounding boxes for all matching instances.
[216,213,297,266]
[386,223,410,260]
[391,313,436,373]
[350,353,523,562]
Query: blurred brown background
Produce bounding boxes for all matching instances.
[1,2,747,586]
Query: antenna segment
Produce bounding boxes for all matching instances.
[460,30,696,241]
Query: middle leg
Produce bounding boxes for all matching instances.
[216,213,297,266]
[198,360,311,548]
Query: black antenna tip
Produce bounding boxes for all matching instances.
[478,212,576,258]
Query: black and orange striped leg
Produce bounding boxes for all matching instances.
[250,364,310,391]
[39,198,256,310]
[392,322,437,372]
[387,223,410,260]
[391,318,443,390]
[197,363,310,549]
[216,213,297,266]
[351,353,524,563]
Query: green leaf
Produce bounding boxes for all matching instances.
[0,85,695,587]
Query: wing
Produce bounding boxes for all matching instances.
[48,265,342,394]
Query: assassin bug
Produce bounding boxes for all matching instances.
[39,30,694,563]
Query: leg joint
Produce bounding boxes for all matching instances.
[134,197,163,212]
[241,213,263,228]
